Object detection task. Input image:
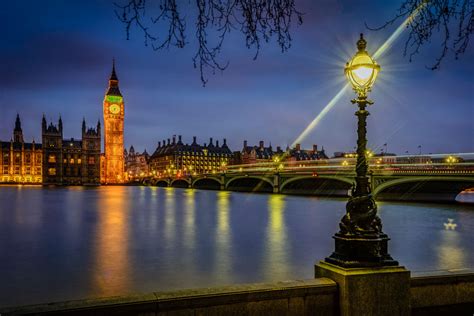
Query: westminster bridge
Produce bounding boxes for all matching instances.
[138,158,474,203]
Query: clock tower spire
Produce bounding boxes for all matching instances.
[103,59,125,184]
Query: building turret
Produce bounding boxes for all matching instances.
[58,116,63,134]
[42,114,47,132]
[13,114,24,143]
[82,118,86,134]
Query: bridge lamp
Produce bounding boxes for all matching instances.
[324,34,398,268]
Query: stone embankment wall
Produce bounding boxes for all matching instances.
[2,270,473,315]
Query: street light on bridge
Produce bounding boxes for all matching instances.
[325,34,397,268]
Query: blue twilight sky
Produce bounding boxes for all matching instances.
[0,0,472,156]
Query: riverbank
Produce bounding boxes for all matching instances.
[2,269,473,315]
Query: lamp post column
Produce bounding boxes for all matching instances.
[354,96,371,197]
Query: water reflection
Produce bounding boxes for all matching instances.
[437,225,466,270]
[214,191,232,282]
[264,194,289,280]
[164,188,176,244]
[1,186,474,307]
[183,189,196,250]
[93,187,131,296]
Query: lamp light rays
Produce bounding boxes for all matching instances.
[290,4,426,147]
[291,84,349,148]
[373,1,427,60]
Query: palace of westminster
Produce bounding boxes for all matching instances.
[0,63,328,185]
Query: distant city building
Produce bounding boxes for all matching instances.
[125,146,150,179]
[241,140,283,164]
[42,116,101,185]
[149,136,232,176]
[0,115,42,183]
[332,151,397,165]
[285,144,328,162]
[103,61,125,184]
[374,152,397,164]
[239,141,327,164]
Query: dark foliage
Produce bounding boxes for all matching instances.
[115,0,303,85]
[368,0,473,69]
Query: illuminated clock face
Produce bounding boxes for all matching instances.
[109,104,120,114]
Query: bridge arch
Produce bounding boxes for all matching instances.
[171,178,191,188]
[280,175,353,196]
[226,176,274,193]
[192,177,222,190]
[373,176,474,202]
[155,179,169,187]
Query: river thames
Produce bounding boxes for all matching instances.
[0,185,473,307]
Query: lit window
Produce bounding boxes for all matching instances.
[48,155,56,163]
[48,168,56,175]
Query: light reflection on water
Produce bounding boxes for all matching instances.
[264,194,289,280]
[0,185,473,307]
[93,187,131,296]
[215,191,231,283]
[437,229,466,269]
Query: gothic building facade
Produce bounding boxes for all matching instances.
[42,116,101,185]
[0,115,42,183]
[125,146,150,179]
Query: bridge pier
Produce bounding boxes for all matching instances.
[273,173,280,193]
[221,174,225,190]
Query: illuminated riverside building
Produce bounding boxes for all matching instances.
[125,146,150,179]
[42,116,101,185]
[103,61,125,184]
[0,115,42,183]
[285,143,328,163]
[240,140,284,164]
[239,141,327,164]
[149,136,233,176]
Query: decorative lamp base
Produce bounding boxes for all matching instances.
[325,233,398,268]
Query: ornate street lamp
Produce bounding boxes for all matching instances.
[325,34,397,267]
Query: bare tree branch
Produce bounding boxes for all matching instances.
[367,0,473,70]
[115,0,303,85]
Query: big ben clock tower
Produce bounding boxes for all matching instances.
[103,60,125,183]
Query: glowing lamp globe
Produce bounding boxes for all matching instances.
[345,33,380,96]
